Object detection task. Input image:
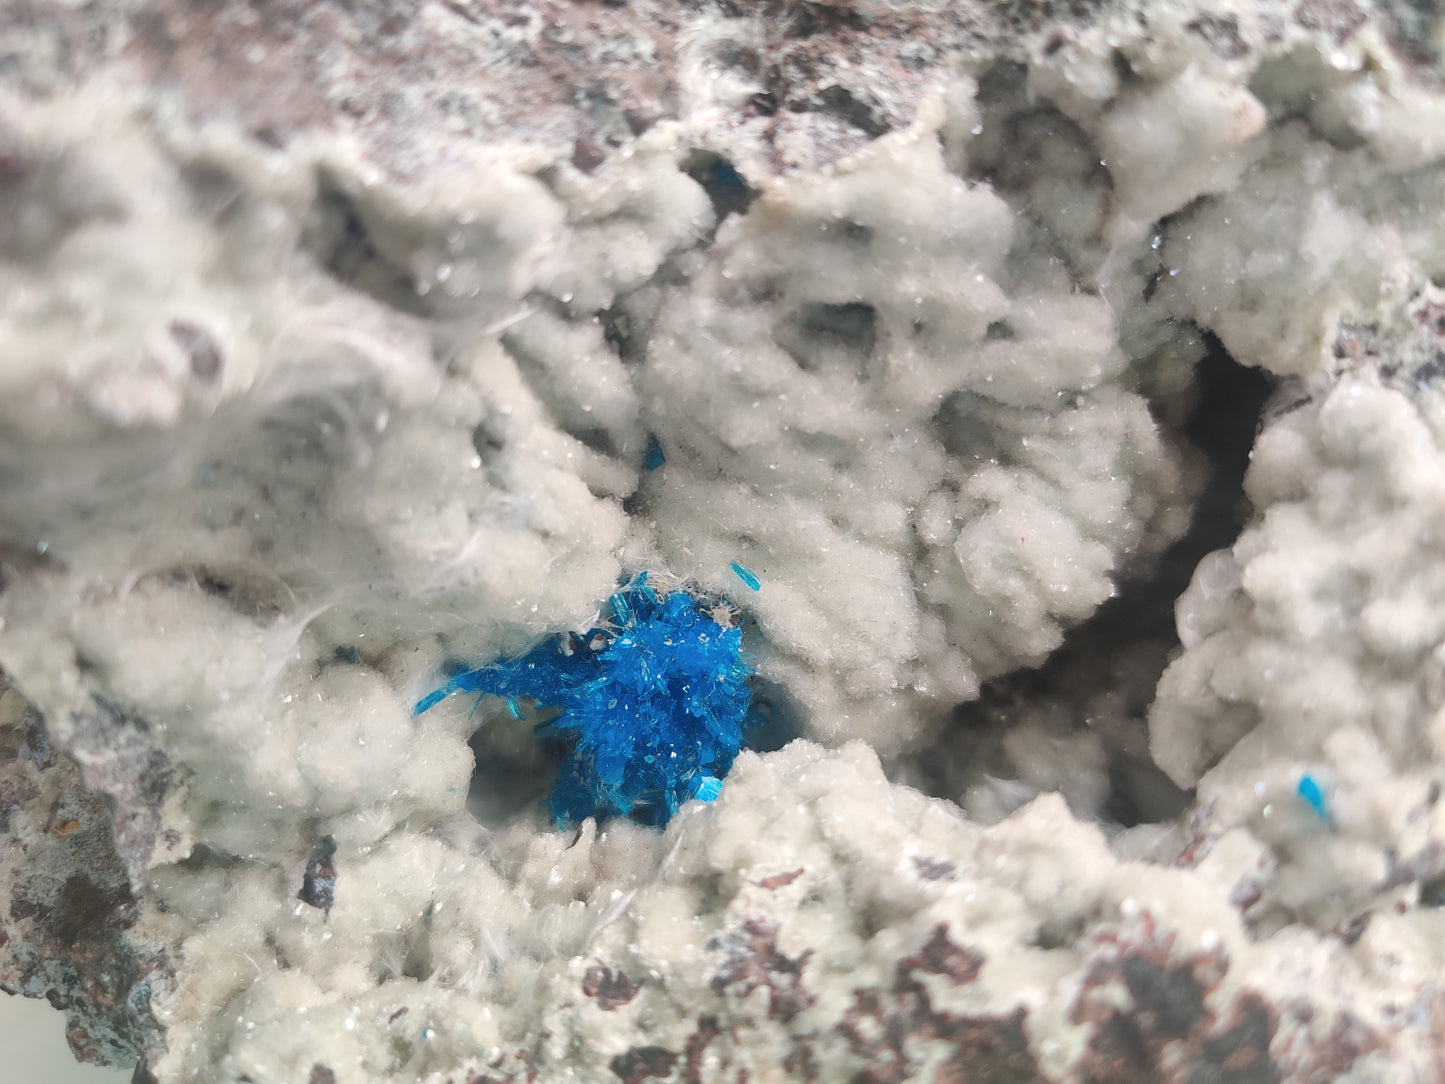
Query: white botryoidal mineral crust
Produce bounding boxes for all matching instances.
[0,66,1192,867]
[1152,302,1445,933]
[132,740,1435,1082]
[0,0,1444,1080]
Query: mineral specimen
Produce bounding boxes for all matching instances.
[0,0,1443,1080]
[416,577,752,826]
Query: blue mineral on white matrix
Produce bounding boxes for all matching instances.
[417,575,752,826]
[1297,773,1328,822]
[729,561,761,591]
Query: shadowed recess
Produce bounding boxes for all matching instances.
[900,338,1273,830]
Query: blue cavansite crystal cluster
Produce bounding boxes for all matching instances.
[417,575,753,826]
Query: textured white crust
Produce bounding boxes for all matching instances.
[1,0,1444,1078]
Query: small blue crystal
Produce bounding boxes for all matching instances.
[729,561,761,591]
[1297,774,1328,821]
[417,575,753,826]
[691,774,723,802]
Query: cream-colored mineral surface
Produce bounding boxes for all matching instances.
[1,0,1444,1080]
